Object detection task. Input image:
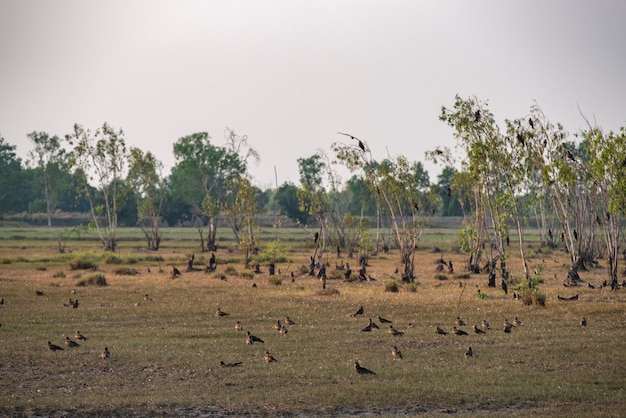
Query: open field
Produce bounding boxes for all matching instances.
[1,226,625,417]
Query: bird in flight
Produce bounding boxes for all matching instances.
[338,132,366,152]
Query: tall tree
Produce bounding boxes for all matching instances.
[222,174,260,267]
[65,122,128,252]
[127,147,165,250]
[26,132,66,226]
[172,132,245,251]
[0,136,24,214]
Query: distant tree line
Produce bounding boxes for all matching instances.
[1,95,625,288]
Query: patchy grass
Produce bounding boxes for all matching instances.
[0,227,625,416]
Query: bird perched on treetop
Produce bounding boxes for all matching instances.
[338,132,366,152]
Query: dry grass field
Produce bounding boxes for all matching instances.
[0,227,625,417]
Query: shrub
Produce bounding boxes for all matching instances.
[384,280,399,293]
[475,289,487,300]
[268,276,282,286]
[434,273,448,281]
[404,283,418,293]
[521,288,546,306]
[1,258,11,264]
[224,266,238,276]
[76,273,107,287]
[144,255,165,262]
[455,272,471,279]
[240,272,254,280]
[69,259,97,270]
[105,254,123,264]
[114,267,139,276]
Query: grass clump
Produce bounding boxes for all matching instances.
[434,273,448,281]
[384,280,399,293]
[114,267,140,276]
[224,266,238,276]
[69,258,98,270]
[268,276,282,286]
[404,283,418,292]
[76,272,107,286]
[52,271,66,278]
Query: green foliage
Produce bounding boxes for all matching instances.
[76,272,107,286]
[384,280,399,292]
[434,273,448,281]
[267,276,282,286]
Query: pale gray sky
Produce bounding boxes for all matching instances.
[1,0,625,189]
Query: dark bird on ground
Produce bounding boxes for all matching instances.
[362,318,379,332]
[352,306,364,317]
[235,321,243,331]
[65,336,80,347]
[274,320,282,331]
[101,347,110,360]
[75,331,87,341]
[514,316,522,327]
[473,325,486,334]
[48,341,64,351]
[279,324,288,334]
[246,331,264,344]
[503,324,513,333]
[558,294,579,301]
[453,327,468,336]
[171,265,181,277]
[143,294,151,301]
[0,297,4,307]
[436,325,448,335]
[354,360,376,375]
[581,317,587,327]
[285,316,295,325]
[392,346,403,359]
[501,279,508,295]
[455,317,466,327]
[465,347,474,358]
[216,307,229,317]
[314,231,319,243]
[220,360,242,367]
[264,351,277,363]
[388,325,405,336]
[481,319,491,330]
[72,299,79,309]
[252,283,257,288]
[338,132,365,152]
[378,316,392,324]
[36,290,45,296]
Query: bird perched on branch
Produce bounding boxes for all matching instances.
[338,132,366,152]
[354,360,376,375]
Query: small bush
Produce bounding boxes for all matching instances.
[522,288,546,306]
[455,272,471,279]
[105,254,123,264]
[69,259,98,270]
[144,255,165,262]
[268,276,282,286]
[224,266,238,276]
[434,273,448,281]
[240,272,254,280]
[1,258,11,264]
[114,267,139,276]
[76,273,107,287]
[404,283,418,293]
[475,289,487,300]
[384,280,399,293]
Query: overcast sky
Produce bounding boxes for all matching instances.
[1,0,625,189]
